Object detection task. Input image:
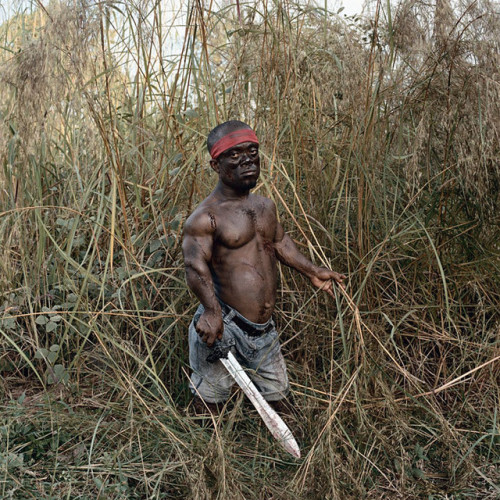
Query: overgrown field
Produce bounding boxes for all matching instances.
[0,0,499,498]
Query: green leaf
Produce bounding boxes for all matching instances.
[47,364,67,384]
[53,364,65,376]
[35,315,48,325]
[46,321,58,333]
[1,317,16,330]
[411,467,426,479]
[35,348,49,360]
[56,217,75,229]
[0,452,24,468]
[47,351,58,364]
[149,239,162,252]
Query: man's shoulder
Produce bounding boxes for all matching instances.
[184,202,217,236]
[250,194,276,211]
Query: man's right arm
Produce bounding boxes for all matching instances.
[182,213,223,346]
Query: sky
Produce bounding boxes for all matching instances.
[0,0,369,25]
[157,0,371,56]
[330,0,368,17]
[0,0,371,64]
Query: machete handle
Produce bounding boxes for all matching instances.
[206,340,231,363]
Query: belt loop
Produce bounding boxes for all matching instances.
[222,305,236,324]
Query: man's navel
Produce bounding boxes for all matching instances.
[262,239,275,256]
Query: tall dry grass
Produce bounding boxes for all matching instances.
[0,0,498,498]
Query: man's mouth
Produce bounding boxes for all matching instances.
[241,166,258,177]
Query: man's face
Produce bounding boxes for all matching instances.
[212,141,260,191]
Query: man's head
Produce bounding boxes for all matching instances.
[208,120,260,192]
[207,120,258,158]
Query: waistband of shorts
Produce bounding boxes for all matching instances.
[219,301,274,337]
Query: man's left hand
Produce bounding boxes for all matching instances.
[309,267,346,298]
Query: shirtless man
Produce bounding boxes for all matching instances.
[182,120,345,413]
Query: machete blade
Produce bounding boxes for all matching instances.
[219,351,300,458]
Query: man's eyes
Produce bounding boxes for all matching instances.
[228,148,258,159]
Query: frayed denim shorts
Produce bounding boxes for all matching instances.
[188,302,290,403]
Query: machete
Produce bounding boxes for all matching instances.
[207,343,300,458]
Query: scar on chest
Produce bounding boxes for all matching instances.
[208,212,217,230]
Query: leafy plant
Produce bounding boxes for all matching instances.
[35,343,69,385]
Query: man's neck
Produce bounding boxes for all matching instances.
[213,181,251,201]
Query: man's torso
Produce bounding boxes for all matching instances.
[195,193,278,323]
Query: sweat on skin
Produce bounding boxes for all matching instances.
[182,120,345,405]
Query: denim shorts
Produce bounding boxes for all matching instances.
[189,302,290,403]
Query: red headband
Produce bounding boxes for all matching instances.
[210,129,259,159]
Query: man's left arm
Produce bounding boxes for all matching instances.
[273,222,346,298]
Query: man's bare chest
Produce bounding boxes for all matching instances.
[211,204,276,249]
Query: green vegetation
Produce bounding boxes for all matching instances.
[0,0,498,498]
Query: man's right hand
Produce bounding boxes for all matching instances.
[195,309,224,347]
